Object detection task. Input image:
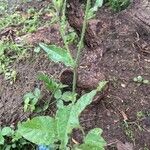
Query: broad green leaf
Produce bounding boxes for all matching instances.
[79,128,106,150]
[0,132,4,145]
[39,43,75,67]
[1,127,14,136]
[38,73,67,92]
[56,90,97,148]
[17,116,56,145]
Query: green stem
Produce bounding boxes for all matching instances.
[59,0,72,58]
[72,0,91,93]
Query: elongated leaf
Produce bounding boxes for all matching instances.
[56,90,97,148]
[17,116,56,145]
[79,128,106,150]
[39,43,75,67]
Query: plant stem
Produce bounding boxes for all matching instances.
[59,0,72,58]
[72,0,91,93]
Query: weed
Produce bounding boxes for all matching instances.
[144,146,150,150]
[0,0,7,15]
[136,111,145,119]
[122,121,135,143]
[133,75,149,85]
[108,0,130,12]
[0,41,27,83]
[23,88,41,112]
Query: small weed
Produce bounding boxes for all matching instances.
[133,75,149,85]
[108,0,130,12]
[137,111,145,119]
[0,41,27,83]
[122,121,135,142]
[144,146,150,150]
[0,0,7,15]
[23,88,41,112]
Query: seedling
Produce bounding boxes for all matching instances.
[137,111,145,119]
[108,0,130,12]
[133,76,149,85]
[23,88,41,112]
[122,121,135,143]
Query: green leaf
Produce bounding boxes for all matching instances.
[97,81,108,92]
[143,80,149,84]
[34,46,41,53]
[17,116,56,145]
[0,132,4,145]
[39,43,75,67]
[79,128,106,150]
[24,97,30,112]
[56,100,64,109]
[23,92,34,100]
[1,127,14,136]
[12,131,22,142]
[33,88,41,99]
[94,0,103,9]
[38,73,67,92]
[54,89,62,99]
[61,91,77,102]
[88,0,103,19]
[52,0,63,11]
[56,90,97,148]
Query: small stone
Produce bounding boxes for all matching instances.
[121,83,126,88]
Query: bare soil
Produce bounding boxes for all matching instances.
[0,0,150,149]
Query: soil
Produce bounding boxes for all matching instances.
[0,0,150,149]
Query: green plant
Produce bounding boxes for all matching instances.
[17,0,107,149]
[88,0,104,19]
[136,111,145,119]
[122,121,135,143]
[0,126,35,150]
[108,0,130,12]
[133,75,149,85]
[1,0,107,149]
[0,0,7,15]
[0,41,26,83]
[23,88,41,112]
[17,82,107,149]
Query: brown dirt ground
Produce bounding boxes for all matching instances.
[0,0,150,149]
